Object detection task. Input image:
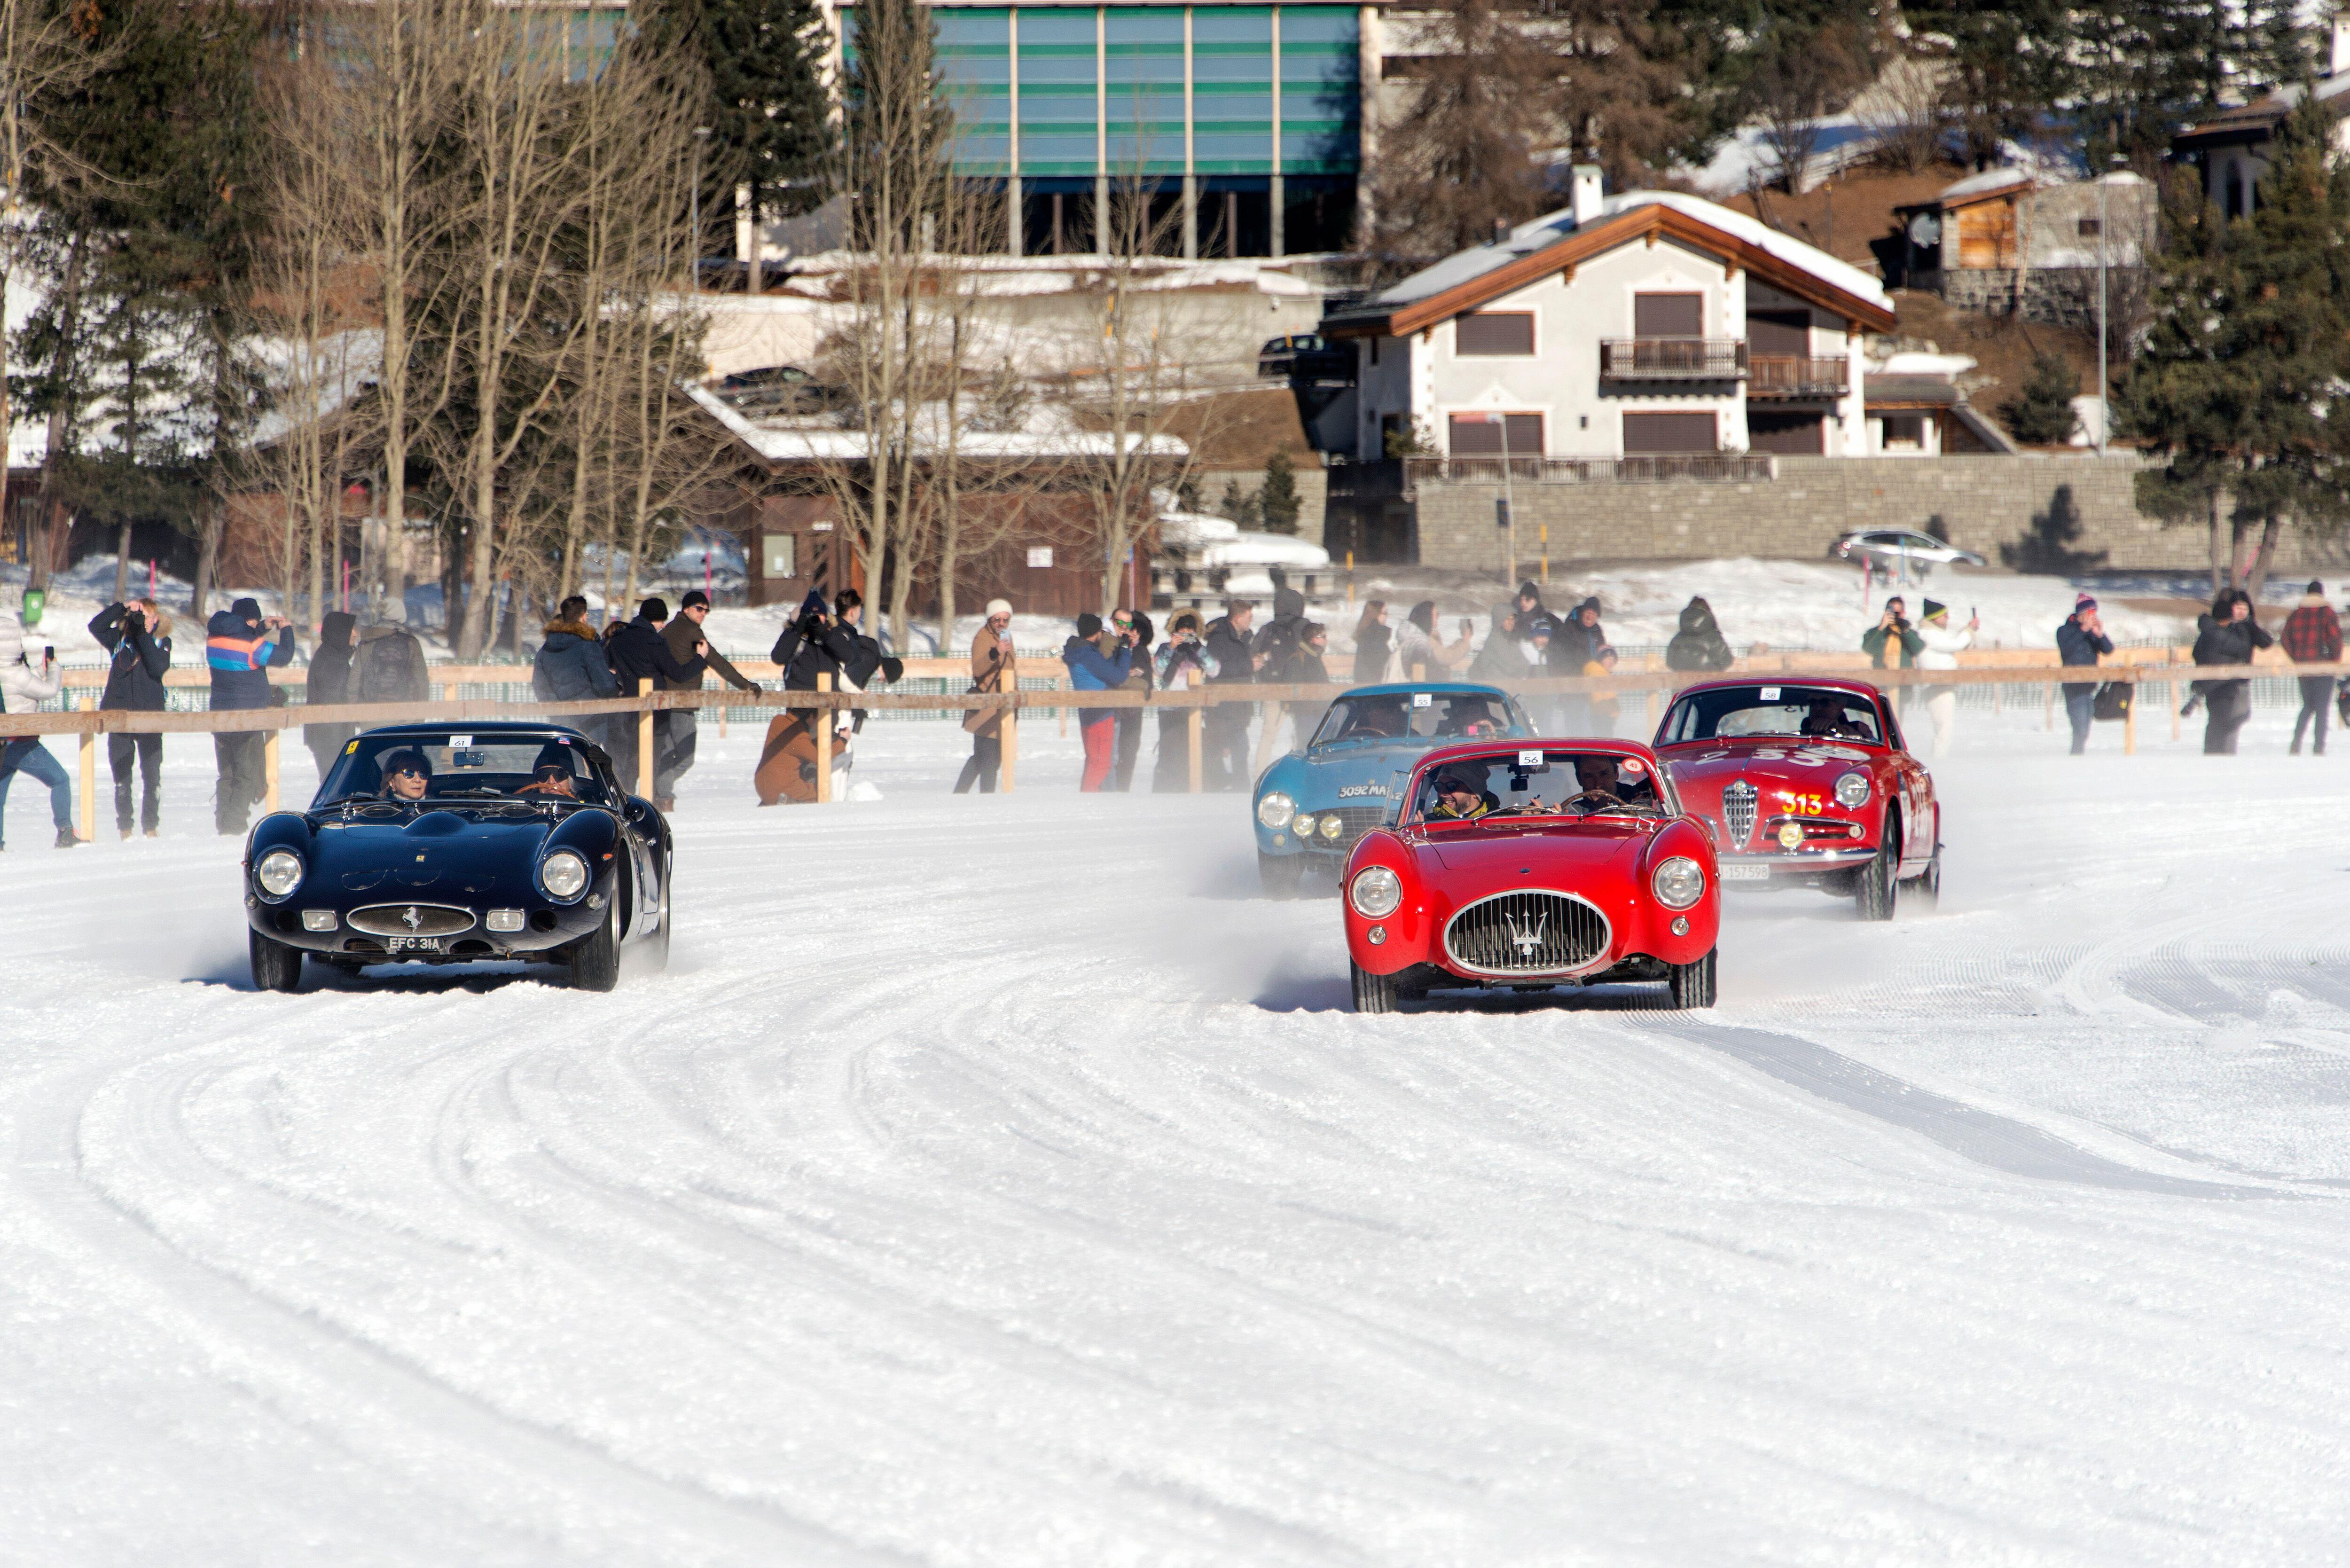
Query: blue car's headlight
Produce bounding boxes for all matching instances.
[1257,791,1295,831]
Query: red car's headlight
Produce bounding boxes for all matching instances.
[1652,856,1705,909]
[1349,865,1403,918]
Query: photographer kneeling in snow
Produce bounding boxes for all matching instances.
[0,613,79,849]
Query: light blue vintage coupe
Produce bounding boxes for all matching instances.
[1252,682,1536,894]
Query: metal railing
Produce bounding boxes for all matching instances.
[1746,355,1849,397]
[1407,455,1776,486]
[1599,338,1747,379]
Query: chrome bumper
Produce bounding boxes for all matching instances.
[1717,849,1876,878]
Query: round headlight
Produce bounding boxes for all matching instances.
[1834,771,1871,808]
[1349,864,1403,919]
[1320,815,1344,841]
[1257,791,1295,831]
[540,849,589,902]
[1291,812,1317,839]
[254,848,303,900]
[1652,855,1705,909]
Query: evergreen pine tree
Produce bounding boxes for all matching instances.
[1257,450,1300,534]
[1998,352,2081,445]
[640,0,834,248]
[1218,476,1260,529]
[2117,93,2350,598]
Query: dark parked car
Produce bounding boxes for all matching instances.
[242,722,671,993]
[714,363,851,418]
[1258,333,1354,381]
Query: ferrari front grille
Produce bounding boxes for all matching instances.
[1328,806,1389,846]
[347,903,478,938]
[1722,779,1757,849]
[1442,890,1610,976]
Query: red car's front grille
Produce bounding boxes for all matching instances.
[1443,890,1611,976]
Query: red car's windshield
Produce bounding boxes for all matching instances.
[1407,747,1676,825]
[1658,685,1885,745]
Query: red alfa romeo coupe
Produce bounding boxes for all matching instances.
[1652,676,1940,920]
[1340,739,1720,1013]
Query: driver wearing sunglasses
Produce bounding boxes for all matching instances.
[378,750,431,800]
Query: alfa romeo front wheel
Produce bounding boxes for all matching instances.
[1855,827,1899,923]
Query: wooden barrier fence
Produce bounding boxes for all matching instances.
[15,660,2322,842]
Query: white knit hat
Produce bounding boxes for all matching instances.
[984,599,1013,619]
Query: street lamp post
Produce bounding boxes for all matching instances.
[689,126,712,292]
[2098,153,2123,455]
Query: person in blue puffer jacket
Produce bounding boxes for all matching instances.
[1062,612,1135,792]
[205,597,296,835]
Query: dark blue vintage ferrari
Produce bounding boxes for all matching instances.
[242,721,671,992]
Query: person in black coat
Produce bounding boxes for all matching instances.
[1664,597,1734,673]
[771,590,860,691]
[89,599,174,837]
[2193,588,2273,754]
[606,596,708,790]
[2054,595,2115,755]
[302,610,360,788]
[1199,599,1262,791]
[1112,609,1154,791]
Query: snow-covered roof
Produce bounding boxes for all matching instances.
[1200,531,1331,570]
[1339,189,1890,334]
[1938,167,2035,204]
[687,382,1189,465]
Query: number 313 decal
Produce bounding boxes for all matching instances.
[1775,790,1825,815]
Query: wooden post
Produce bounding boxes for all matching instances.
[1411,663,1426,681]
[814,672,832,803]
[636,678,655,798]
[2171,679,2182,742]
[1002,693,1018,793]
[2124,675,2138,755]
[263,726,280,813]
[77,698,95,840]
[2044,682,2053,732]
[1058,674,1067,738]
[1187,705,1203,792]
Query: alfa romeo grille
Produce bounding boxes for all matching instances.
[348,903,478,938]
[1722,779,1757,849]
[1442,890,1610,976]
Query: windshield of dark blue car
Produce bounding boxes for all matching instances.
[315,735,616,809]
[1311,692,1519,748]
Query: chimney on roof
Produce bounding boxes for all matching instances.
[1571,164,1605,227]
[1494,217,1511,243]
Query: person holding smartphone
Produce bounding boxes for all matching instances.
[1913,600,1979,758]
[0,611,81,850]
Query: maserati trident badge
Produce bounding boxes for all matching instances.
[1503,910,1546,957]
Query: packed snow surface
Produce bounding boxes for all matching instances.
[5,705,2350,1563]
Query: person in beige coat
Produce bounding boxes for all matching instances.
[956,599,1017,793]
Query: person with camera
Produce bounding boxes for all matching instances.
[1913,600,1978,758]
[1063,612,1136,793]
[2054,594,2115,756]
[654,588,760,810]
[1152,612,1215,791]
[2192,588,2272,755]
[0,612,79,849]
[1861,596,1924,670]
[1200,598,1263,792]
[1111,610,1155,792]
[204,596,297,835]
[755,590,860,806]
[956,600,1018,795]
[89,598,175,837]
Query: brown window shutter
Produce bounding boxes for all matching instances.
[1746,410,1823,454]
[1621,411,1717,453]
[1632,293,1703,337]
[1747,310,1808,358]
[1447,413,1544,454]
[1454,312,1535,355]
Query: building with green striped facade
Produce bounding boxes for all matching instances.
[903,2,1375,258]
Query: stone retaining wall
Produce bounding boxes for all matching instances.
[1409,455,2335,573]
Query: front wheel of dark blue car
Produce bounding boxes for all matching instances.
[569,898,620,992]
[250,929,302,994]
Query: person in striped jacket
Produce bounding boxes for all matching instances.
[205,597,296,834]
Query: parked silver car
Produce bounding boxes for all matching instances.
[1830,528,1987,574]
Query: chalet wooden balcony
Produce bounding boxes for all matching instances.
[1598,338,1747,380]
[1746,355,1851,397]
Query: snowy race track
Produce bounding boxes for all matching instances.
[6,713,2350,1566]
